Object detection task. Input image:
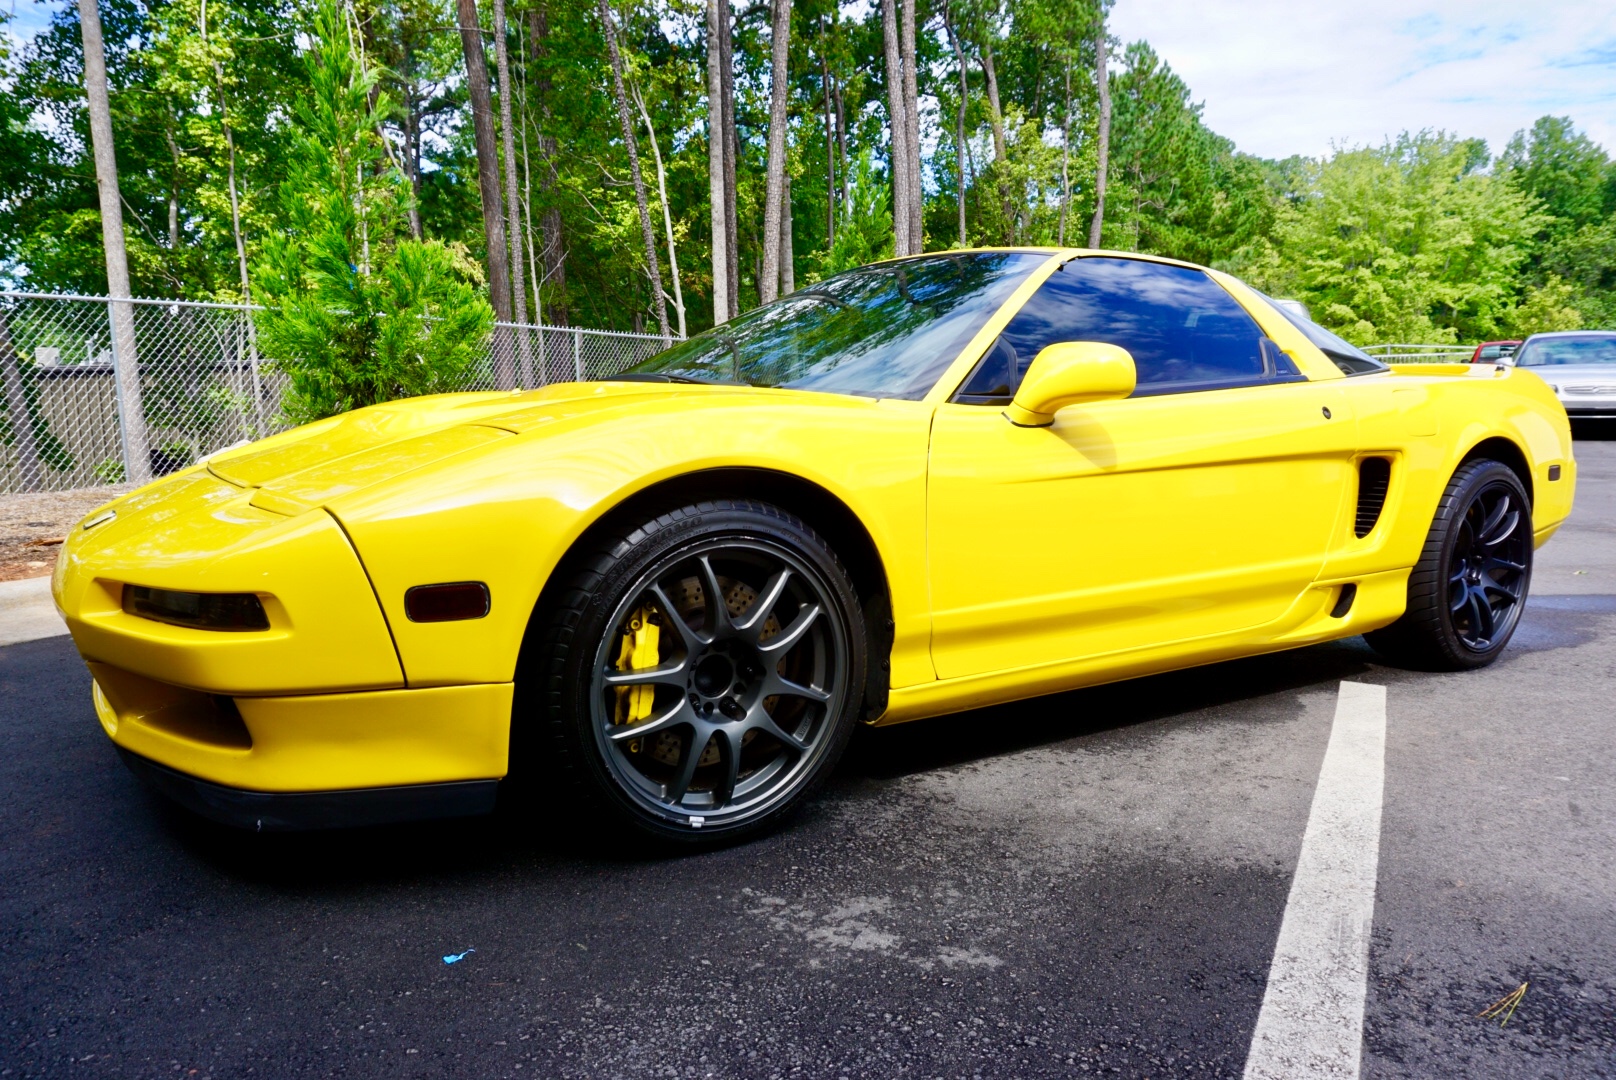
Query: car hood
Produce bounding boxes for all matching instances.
[201,381,783,511]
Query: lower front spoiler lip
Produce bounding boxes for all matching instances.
[117,748,499,832]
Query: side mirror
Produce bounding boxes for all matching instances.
[1005,342,1136,427]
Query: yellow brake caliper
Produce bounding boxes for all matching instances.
[612,607,661,739]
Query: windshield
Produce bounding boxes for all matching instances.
[618,252,1047,399]
[1515,335,1616,367]
[1255,290,1387,375]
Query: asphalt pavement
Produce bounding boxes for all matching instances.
[3,431,1613,1079]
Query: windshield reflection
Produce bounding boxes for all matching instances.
[619,252,1047,400]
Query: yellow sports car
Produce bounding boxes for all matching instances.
[55,249,1575,843]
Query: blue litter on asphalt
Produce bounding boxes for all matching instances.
[443,949,475,964]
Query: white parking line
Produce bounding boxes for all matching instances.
[1243,680,1388,1080]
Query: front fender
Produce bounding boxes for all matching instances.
[327,393,934,689]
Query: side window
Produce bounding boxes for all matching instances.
[956,257,1290,402]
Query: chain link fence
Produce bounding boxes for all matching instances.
[1362,343,1476,363]
[0,291,673,493]
[1,290,1501,495]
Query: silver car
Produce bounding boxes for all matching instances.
[1512,331,1616,420]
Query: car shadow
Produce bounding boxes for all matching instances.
[157,578,1610,889]
[840,637,1380,782]
[157,636,1383,888]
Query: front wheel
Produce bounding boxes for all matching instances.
[525,499,867,846]
[1366,459,1532,670]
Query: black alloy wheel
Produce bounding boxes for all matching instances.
[1445,477,1531,651]
[523,499,866,845]
[1367,459,1532,670]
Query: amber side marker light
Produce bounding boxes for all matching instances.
[123,585,270,631]
[405,582,491,622]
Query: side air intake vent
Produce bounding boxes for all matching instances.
[1355,458,1392,538]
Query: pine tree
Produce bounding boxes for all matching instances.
[254,0,493,423]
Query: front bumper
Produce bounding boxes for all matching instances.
[1558,391,1616,419]
[118,749,499,831]
[92,664,513,808]
[56,472,405,696]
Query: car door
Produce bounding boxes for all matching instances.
[926,256,1358,681]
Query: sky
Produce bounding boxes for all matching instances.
[7,0,1615,163]
[1110,0,1616,160]
[3,0,52,42]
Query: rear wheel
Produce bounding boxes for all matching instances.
[525,500,866,846]
[1366,459,1532,670]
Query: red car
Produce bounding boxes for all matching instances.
[1471,340,1522,363]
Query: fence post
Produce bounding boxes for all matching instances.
[107,299,153,484]
[574,327,584,382]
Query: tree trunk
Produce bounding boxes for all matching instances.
[528,6,567,327]
[706,0,730,324]
[1031,53,1046,125]
[406,85,423,238]
[163,110,180,249]
[520,115,544,369]
[402,30,423,241]
[779,169,794,295]
[77,0,150,483]
[540,195,566,325]
[881,0,910,256]
[819,37,835,247]
[492,0,531,387]
[210,56,264,421]
[980,38,1006,164]
[1088,22,1110,249]
[634,84,685,338]
[719,0,739,313]
[200,0,252,305]
[218,83,251,301]
[759,0,791,305]
[944,2,968,247]
[456,0,516,390]
[900,0,921,253]
[1059,60,1071,245]
[833,71,847,210]
[598,0,670,341]
[514,16,539,331]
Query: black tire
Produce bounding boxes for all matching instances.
[1366,459,1533,671]
[520,499,867,847]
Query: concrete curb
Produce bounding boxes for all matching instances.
[0,576,68,647]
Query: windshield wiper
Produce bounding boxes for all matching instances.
[605,372,714,385]
[795,289,852,310]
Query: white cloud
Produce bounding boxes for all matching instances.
[1109,0,1616,160]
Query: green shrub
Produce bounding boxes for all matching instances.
[251,0,492,425]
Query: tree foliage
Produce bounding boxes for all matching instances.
[1233,133,1556,344]
[2,0,1613,357]
[252,0,492,423]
